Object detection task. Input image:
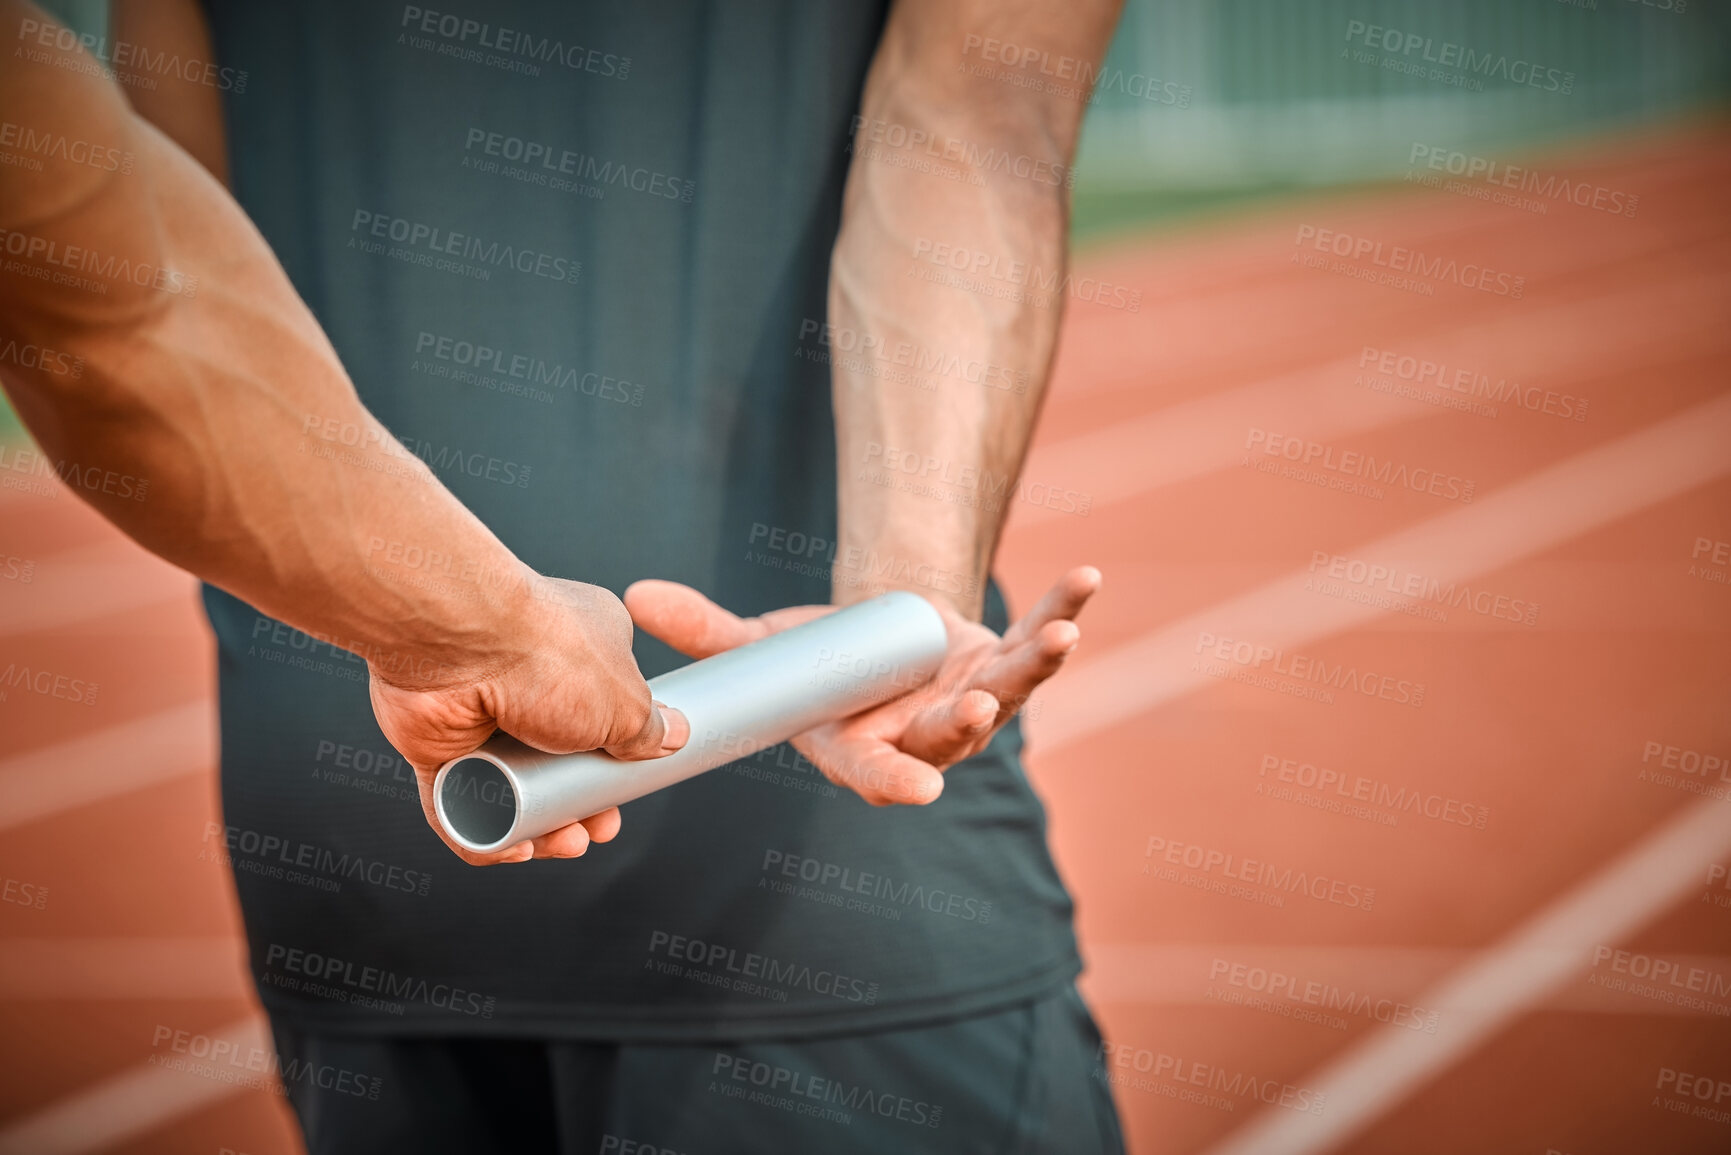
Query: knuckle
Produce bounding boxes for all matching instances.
[590,589,635,646]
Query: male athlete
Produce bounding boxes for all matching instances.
[0,0,1124,1149]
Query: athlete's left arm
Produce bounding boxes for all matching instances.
[628,0,1123,806]
[828,0,1121,622]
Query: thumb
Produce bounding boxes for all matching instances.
[624,579,762,658]
[602,699,691,761]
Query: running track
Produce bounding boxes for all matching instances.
[0,121,1727,1154]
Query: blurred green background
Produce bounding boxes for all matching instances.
[1069,0,1730,243]
[6,0,1730,436]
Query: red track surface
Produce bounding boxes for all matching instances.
[1,121,1727,1154]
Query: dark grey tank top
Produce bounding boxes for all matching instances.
[201,0,1080,1040]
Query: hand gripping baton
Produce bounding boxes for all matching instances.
[433,591,949,853]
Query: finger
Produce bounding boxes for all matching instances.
[1001,566,1101,647]
[897,688,998,765]
[579,806,622,844]
[604,701,689,761]
[969,618,1082,720]
[478,839,536,865]
[801,733,945,806]
[506,804,623,860]
[624,580,766,658]
[531,821,593,859]
[899,619,1080,759]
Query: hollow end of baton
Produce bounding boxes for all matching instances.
[434,751,523,853]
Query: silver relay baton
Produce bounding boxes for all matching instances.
[433,591,949,853]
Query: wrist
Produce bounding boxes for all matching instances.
[829,549,985,621]
[359,546,543,692]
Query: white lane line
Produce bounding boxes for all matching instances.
[0,539,196,638]
[1083,943,1731,1017]
[0,1015,272,1155]
[1014,358,1418,528]
[1199,796,1731,1155]
[0,701,214,832]
[0,938,249,1000]
[1015,271,1728,528]
[1031,390,1731,751]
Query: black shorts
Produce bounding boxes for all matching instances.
[270,984,1124,1155]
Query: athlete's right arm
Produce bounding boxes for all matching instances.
[0,1,685,864]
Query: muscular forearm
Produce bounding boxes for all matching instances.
[830,0,1120,620]
[0,3,533,687]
